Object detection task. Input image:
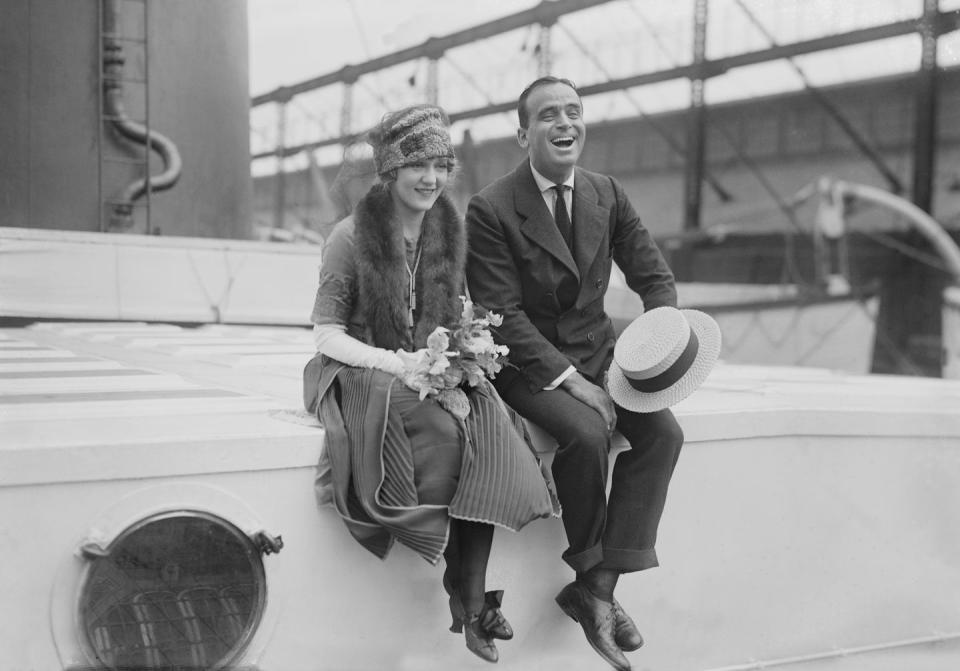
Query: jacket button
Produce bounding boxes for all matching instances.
[587,332,596,342]
[595,279,603,288]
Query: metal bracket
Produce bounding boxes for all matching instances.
[253,530,284,556]
[78,541,111,560]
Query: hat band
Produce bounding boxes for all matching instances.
[625,330,700,393]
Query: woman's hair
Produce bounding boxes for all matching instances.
[366,104,457,181]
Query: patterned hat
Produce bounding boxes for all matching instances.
[606,306,721,413]
[369,105,455,177]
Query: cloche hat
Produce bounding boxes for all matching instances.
[606,306,721,413]
[368,104,455,178]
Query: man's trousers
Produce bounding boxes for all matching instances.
[497,374,683,573]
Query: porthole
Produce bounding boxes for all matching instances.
[77,510,280,670]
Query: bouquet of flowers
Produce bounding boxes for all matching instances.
[402,297,510,420]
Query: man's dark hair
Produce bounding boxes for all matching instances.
[517,76,581,129]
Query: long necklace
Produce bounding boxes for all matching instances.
[404,238,422,328]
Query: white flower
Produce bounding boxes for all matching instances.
[401,298,510,419]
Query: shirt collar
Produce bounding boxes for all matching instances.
[530,161,575,194]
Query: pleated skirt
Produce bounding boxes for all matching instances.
[322,366,560,564]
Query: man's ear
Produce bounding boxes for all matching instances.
[516,127,528,148]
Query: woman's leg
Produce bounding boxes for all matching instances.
[449,519,499,663]
[454,520,493,615]
[443,522,461,597]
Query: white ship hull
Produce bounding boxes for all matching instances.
[3,319,960,670]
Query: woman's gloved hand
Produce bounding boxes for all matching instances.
[395,349,427,391]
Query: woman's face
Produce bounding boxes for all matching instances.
[390,157,452,215]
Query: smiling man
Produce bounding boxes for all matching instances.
[465,77,683,671]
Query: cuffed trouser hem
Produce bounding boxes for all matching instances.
[562,542,605,573]
[563,544,659,574]
[601,547,659,573]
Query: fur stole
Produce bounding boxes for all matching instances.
[353,182,465,351]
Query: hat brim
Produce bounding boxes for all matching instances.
[606,309,721,413]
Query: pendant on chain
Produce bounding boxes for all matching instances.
[406,243,421,330]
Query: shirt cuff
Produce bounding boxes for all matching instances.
[543,365,575,391]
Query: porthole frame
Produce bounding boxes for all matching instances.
[75,509,271,671]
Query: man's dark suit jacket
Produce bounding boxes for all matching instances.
[466,160,677,394]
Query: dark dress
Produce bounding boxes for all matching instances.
[309,216,560,565]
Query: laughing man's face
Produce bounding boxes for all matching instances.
[517,82,585,184]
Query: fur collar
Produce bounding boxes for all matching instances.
[353,183,465,351]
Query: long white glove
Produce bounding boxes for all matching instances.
[312,324,406,377]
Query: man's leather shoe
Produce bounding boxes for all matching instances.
[611,598,643,651]
[555,581,631,671]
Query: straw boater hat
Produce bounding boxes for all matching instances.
[606,306,721,413]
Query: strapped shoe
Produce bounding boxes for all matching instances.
[463,612,499,663]
[555,581,631,671]
[479,590,514,640]
[451,608,499,663]
[447,586,508,662]
[448,583,513,641]
[611,598,643,651]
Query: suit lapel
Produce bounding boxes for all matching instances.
[571,170,608,274]
[514,162,579,278]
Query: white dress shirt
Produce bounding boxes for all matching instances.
[529,162,576,390]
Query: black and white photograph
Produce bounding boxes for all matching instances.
[2,1,960,669]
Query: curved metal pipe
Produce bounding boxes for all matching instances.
[102,0,182,228]
[832,179,960,285]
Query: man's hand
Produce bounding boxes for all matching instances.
[561,371,617,434]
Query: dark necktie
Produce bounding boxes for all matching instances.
[552,184,573,250]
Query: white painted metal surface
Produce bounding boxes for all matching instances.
[0,227,322,324]
[2,322,960,670]
[2,227,879,376]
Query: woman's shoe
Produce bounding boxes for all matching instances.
[447,587,501,663]
[448,588,513,641]
[479,590,514,640]
[462,612,499,663]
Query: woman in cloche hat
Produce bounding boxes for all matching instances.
[305,104,559,664]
